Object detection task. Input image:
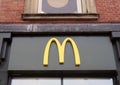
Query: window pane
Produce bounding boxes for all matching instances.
[11,78,61,85]
[38,0,82,13]
[64,78,113,85]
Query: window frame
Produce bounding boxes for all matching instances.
[8,71,117,85]
[22,0,99,20]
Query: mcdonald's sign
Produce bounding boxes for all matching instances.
[43,37,81,66]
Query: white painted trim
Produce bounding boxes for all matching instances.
[77,0,82,13]
[38,0,43,13]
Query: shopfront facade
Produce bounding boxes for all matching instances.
[0,0,120,85]
[0,24,120,85]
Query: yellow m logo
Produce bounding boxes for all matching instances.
[43,37,81,66]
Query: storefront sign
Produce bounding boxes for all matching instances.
[8,36,116,71]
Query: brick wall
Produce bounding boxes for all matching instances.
[0,0,120,24]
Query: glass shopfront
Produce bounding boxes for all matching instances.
[11,78,113,85]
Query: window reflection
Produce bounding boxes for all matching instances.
[11,78,113,85]
[64,78,113,85]
[11,78,61,85]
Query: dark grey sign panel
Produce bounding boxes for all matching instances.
[8,36,116,70]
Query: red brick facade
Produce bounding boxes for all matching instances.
[0,0,120,23]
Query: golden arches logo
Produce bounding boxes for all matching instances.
[43,37,81,66]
